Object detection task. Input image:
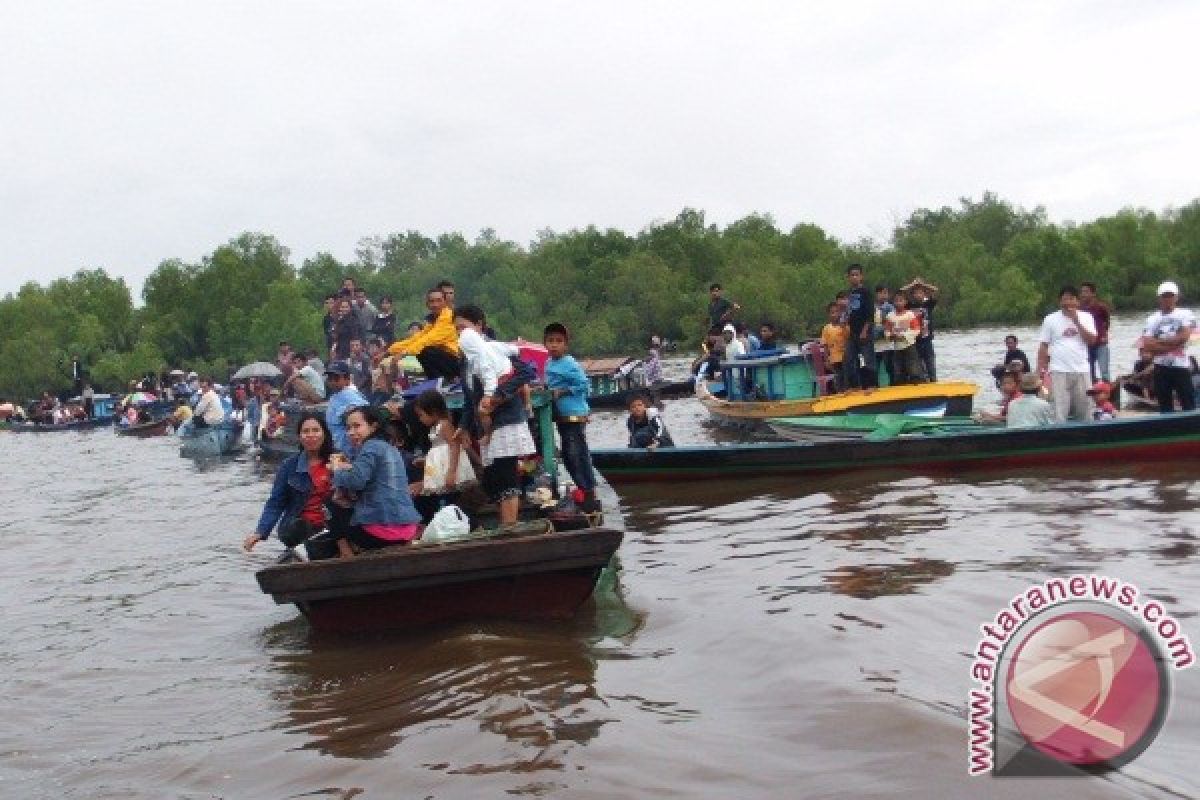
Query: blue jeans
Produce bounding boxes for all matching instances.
[557,420,596,492]
[1089,344,1111,383]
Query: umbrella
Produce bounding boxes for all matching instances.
[232,361,282,380]
[168,369,186,377]
[123,391,157,405]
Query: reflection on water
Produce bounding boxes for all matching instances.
[2,317,1198,798]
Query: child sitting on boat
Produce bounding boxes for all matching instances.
[979,369,1021,424]
[627,394,674,449]
[1088,381,1116,420]
[409,389,476,522]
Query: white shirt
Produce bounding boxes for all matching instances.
[724,338,746,362]
[193,389,226,425]
[1144,308,1196,369]
[459,327,517,394]
[1038,309,1095,374]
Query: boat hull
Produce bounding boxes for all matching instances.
[179,421,244,457]
[6,418,111,433]
[592,411,1200,483]
[115,418,172,437]
[256,526,623,634]
[696,380,977,427]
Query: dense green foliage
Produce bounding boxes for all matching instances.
[4,193,1200,399]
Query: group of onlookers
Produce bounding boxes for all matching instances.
[983,280,1194,426]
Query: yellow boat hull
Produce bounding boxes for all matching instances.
[696,380,979,423]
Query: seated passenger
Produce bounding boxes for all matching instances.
[409,389,477,522]
[191,377,226,428]
[1007,373,1055,428]
[1088,381,1116,420]
[979,370,1022,424]
[242,413,335,561]
[1119,346,1156,406]
[990,334,1031,387]
[322,406,422,558]
[627,395,674,449]
[284,352,325,403]
[387,288,462,381]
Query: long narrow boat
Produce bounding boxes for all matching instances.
[769,413,981,441]
[115,418,172,438]
[697,346,977,427]
[256,524,623,633]
[179,420,244,458]
[590,411,1200,483]
[6,418,111,433]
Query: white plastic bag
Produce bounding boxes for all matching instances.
[421,504,471,544]
[423,441,477,493]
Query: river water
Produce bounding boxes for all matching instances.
[2,317,1197,799]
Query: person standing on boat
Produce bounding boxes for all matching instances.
[1080,282,1112,383]
[759,323,780,351]
[373,295,397,345]
[843,264,876,389]
[81,383,95,419]
[820,302,848,392]
[884,291,922,384]
[323,361,369,453]
[243,412,336,560]
[543,322,600,513]
[1142,280,1197,413]
[1036,285,1097,422]
[873,285,895,384]
[707,284,740,330]
[388,288,462,382]
[903,278,940,381]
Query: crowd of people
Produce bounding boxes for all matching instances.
[979,280,1194,426]
[244,278,607,563]
[699,268,942,392]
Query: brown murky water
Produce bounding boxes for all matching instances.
[2,317,1197,798]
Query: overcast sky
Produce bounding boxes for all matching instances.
[2,1,1197,298]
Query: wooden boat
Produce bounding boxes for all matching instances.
[6,417,110,433]
[590,410,1200,484]
[255,523,623,634]
[179,420,244,457]
[580,357,691,409]
[115,417,172,437]
[256,435,297,461]
[697,345,977,427]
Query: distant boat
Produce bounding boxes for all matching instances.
[6,418,110,433]
[591,410,1200,484]
[115,418,173,438]
[179,420,244,458]
[696,345,977,427]
[579,357,692,409]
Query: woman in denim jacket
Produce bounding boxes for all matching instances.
[242,412,335,558]
[326,405,422,558]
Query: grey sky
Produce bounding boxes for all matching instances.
[2,1,1197,298]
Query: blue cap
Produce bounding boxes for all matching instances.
[324,360,352,376]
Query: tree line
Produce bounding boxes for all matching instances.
[3,192,1199,399]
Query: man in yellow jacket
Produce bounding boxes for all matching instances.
[387,287,462,380]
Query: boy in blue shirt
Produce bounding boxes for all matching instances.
[543,322,600,513]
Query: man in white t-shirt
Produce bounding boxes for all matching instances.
[1037,285,1097,422]
[1143,280,1196,413]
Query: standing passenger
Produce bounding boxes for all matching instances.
[543,322,599,512]
[323,361,369,453]
[1036,286,1097,422]
[1142,280,1197,412]
[1080,282,1112,383]
[843,264,876,389]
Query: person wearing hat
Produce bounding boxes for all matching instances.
[1142,280,1197,413]
[1007,372,1055,428]
[1087,381,1116,420]
[324,361,369,453]
[1036,285,1098,422]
